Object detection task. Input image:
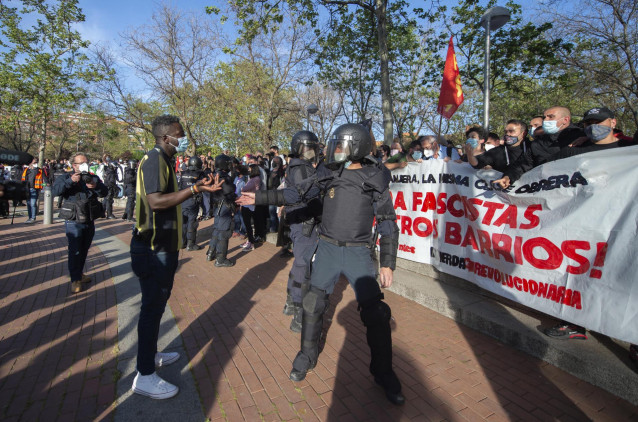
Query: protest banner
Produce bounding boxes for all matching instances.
[389,148,638,344]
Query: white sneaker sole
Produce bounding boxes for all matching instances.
[132,385,179,400]
[155,353,180,367]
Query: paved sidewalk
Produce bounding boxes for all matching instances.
[2,211,638,421]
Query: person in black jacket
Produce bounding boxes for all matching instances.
[467,119,530,173]
[494,107,585,188]
[122,159,138,221]
[52,153,108,293]
[102,158,120,219]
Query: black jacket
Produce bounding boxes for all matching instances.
[52,172,108,203]
[503,125,584,183]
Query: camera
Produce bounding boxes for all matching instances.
[0,149,34,201]
[79,171,98,185]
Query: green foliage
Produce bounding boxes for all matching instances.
[0,0,101,159]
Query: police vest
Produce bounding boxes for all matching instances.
[123,168,136,185]
[319,165,388,244]
[179,169,201,189]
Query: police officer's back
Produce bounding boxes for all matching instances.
[179,156,204,250]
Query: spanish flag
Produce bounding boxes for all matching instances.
[437,36,464,119]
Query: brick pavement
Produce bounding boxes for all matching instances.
[2,212,638,421]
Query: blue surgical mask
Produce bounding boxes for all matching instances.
[585,124,612,142]
[412,151,423,160]
[529,126,536,136]
[542,120,560,135]
[466,138,479,149]
[169,135,189,153]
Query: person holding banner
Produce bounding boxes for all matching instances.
[384,140,423,170]
[466,119,529,173]
[493,106,584,188]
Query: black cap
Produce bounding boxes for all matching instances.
[583,107,614,122]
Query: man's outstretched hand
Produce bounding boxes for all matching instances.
[196,173,223,193]
[236,192,255,206]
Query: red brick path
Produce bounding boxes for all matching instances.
[2,214,637,421]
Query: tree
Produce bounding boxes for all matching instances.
[120,4,221,154]
[210,0,405,145]
[546,0,637,132]
[0,0,99,164]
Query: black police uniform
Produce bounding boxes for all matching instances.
[279,131,330,332]
[207,155,236,267]
[52,165,68,208]
[254,123,404,406]
[102,163,120,218]
[122,162,137,221]
[179,164,204,250]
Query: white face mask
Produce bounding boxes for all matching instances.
[390,149,400,157]
[485,144,496,151]
[423,149,434,158]
[32,163,38,168]
[79,163,89,173]
[333,152,347,162]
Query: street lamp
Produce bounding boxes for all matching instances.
[480,6,510,132]
[306,103,318,131]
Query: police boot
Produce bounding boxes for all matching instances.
[206,246,216,261]
[289,303,303,333]
[214,242,233,267]
[121,213,127,220]
[360,297,404,406]
[186,240,202,251]
[289,287,329,382]
[282,291,294,315]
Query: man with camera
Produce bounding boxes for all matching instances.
[53,152,108,294]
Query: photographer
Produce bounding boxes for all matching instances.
[53,153,108,294]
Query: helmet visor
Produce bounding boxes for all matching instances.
[326,136,354,169]
[298,142,319,162]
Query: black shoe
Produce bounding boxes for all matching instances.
[374,377,405,405]
[544,322,587,340]
[121,214,127,220]
[214,258,234,267]
[106,215,115,219]
[127,218,136,222]
[289,306,302,333]
[282,294,294,315]
[206,248,216,261]
[186,243,203,251]
[280,249,294,258]
[289,360,316,382]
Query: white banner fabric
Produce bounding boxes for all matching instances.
[388,147,638,344]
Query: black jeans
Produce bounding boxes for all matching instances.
[241,207,256,243]
[130,236,179,375]
[65,220,95,282]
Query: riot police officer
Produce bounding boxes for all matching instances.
[52,163,68,209]
[102,158,120,219]
[237,123,404,405]
[179,156,204,251]
[206,154,237,267]
[279,131,328,332]
[122,159,138,221]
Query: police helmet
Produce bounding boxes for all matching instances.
[215,154,232,172]
[291,131,319,162]
[325,123,372,169]
[188,156,203,171]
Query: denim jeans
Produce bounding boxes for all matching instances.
[65,220,95,282]
[27,188,39,219]
[130,236,179,375]
[268,205,279,233]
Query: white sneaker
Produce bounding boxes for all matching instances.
[132,372,179,399]
[243,242,254,251]
[155,351,180,367]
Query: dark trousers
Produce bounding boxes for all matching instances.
[241,207,256,243]
[103,186,116,216]
[269,205,279,232]
[130,236,179,375]
[124,185,135,218]
[253,205,268,239]
[65,220,95,282]
[288,223,317,303]
[182,200,199,244]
